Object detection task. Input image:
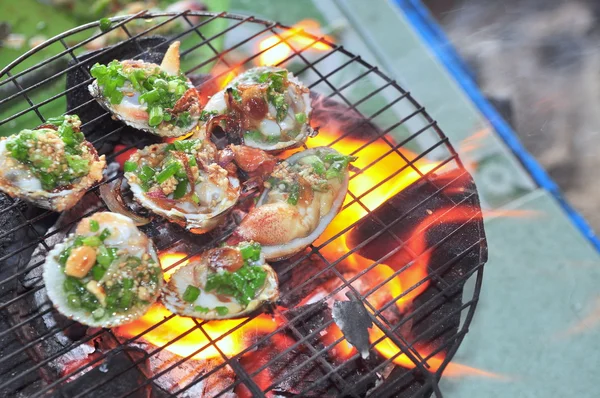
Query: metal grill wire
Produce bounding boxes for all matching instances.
[0,12,485,398]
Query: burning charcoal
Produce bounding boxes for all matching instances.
[332,299,372,359]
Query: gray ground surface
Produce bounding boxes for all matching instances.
[424,0,600,230]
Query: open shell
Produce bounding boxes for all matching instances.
[0,119,106,212]
[88,41,201,138]
[43,212,163,327]
[161,245,279,320]
[236,147,350,261]
[197,66,313,152]
[124,140,240,234]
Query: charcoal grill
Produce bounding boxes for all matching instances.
[0,11,487,398]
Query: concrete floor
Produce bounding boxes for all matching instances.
[424,0,600,231]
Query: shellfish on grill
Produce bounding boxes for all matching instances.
[88,41,201,137]
[124,138,240,233]
[43,212,163,327]
[0,115,106,211]
[233,147,355,260]
[197,66,313,152]
[161,242,279,319]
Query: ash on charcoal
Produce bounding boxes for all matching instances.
[332,299,372,360]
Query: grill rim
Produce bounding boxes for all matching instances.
[0,11,487,398]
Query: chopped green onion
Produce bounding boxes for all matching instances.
[215,306,229,316]
[96,245,114,266]
[148,106,164,127]
[229,88,242,102]
[155,162,181,184]
[73,236,85,247]
[287,183,300,205]
[92,265,106,281]
[191,192,200,204]
[183,285,200,302]
[67,294,81,309]
[244,130,265,143]
[122,278,134,289]
[199,110,218,121]
[89,219,100,232]
[205,265,267,307]
[64,277,85,293]
[124,161,137,172]
[119,290,133,309]
[173,180,188,199]
[58,247,72,266]
[99,228,111,241]
[39,172,56,191]
[138,165,156,182]
[139,89,161,105]
[239,242,261,262]
[99,18,112,32]
[92,308,105,319]
[295,113,307,124]
[194,305,210,313]
[83,236,102,247]
[312,162,325,175]
[109,90,124,105]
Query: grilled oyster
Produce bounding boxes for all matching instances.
[89,41,201,137]
[198,66,313,151]
[234,147,355,260]
[162,242,278,319]
[43,212,163,327]
[124,138,240,233]
[0,115,105,211]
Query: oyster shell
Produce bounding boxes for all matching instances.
[234,147,354,260]
[88,41,201,137]
[161,242,279,319]
[43,212,163,327]
[124,139,240,233]
[0,115,106,211]
[197,66,313,152]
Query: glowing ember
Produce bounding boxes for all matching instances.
[258,19,333,66]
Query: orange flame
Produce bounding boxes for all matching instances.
[116,252,280,360]
[116,304,278,360]
[258,19,333,66]
[115,121,501,380]
[296,129,503,378]
[370,326,509,379]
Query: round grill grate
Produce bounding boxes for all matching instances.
[0,11,487,398]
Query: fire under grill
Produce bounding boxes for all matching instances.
[0,11,488,398]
